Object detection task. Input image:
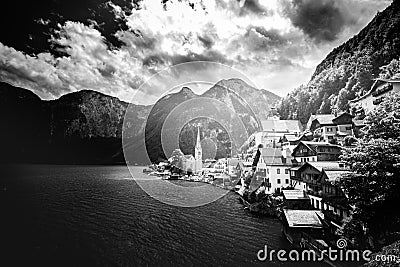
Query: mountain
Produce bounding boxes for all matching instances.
[145,78,280,162]
[212,79,281,120]
[1,78,280,164]
[0,82,151,164]
[278,0,400,125]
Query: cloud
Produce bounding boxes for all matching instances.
[282,0,346,42]
[1,21,148,101]
[0,0,392,103]
[282,0,391,42]
[0,43,66,99]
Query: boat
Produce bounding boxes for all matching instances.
[168,174,180,180]
[142,168,153,174]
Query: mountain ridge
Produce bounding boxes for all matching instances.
[0,78,280,164]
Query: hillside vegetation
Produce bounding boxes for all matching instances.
[278,0,400,125]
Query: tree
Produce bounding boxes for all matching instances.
[343,135,358,147]
[379,58,400,79]
[339,93,400,250]
[170,149,184,174]
[336,88,350,111]
[364,240,400,267]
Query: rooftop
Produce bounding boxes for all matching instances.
[260,120,301,133]
[283,209,324,228]
[323,170,351,182]
[353,119,366,127]
[228,158,240,166]
[261,148,291,165]
[350,78,400,103]
[306,161,347,172]
[309,114,336,126]
[282,190,309,200]
[294,141,342,154]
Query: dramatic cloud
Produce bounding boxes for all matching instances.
[282,0,391,42]
[0,0,392,103]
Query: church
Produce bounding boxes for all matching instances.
[194,126,203,173]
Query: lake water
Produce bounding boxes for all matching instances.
[1,165,327,266]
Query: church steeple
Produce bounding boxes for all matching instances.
[195,126,202,161]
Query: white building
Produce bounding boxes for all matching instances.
[349,78,400,115]
[306,112,355,143]
[256,148,292,194]
[247,119,302,152]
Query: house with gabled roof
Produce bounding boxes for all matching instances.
[255,147,293,194]
[306,112,355,143]
[290,161,346,207]
[320,169,352,231]
[349,78,400,115]
[289,161,351,232]
[291,141,342,163]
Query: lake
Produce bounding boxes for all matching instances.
[1,165,326,266]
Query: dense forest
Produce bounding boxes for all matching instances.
[278,0,400,125]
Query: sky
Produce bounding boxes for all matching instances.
[0,0,392,104]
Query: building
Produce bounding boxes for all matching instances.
[349,78,400,115]
[247,119,302,151]
[279,132,313,153]
[227,158,240,177]
[256,147,292,194]
[214,158,226,173]
[194,126,203,172]
[281,209,324,246]
[236,161,253,178]
[320,169,352,231]
[282,189,311,210]
[306,112,355,143]
[291,141,342,163]
[289,161,351,231]
[181,154,196,174]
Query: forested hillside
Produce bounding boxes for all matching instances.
[278,0,400,125]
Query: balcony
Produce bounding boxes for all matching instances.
[323,210,343,226]
[373,97,384,105]
[306,189,323,197]
[290,177,302,182]
[372,83,392,97]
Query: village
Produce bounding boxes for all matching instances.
[143,78,400,262]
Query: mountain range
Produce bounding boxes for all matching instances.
[0,79,280,164]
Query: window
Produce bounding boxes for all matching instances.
[277,168,280,174]
[285,179,289,184]
[328,136,333,139]
[285,169,289,174]
[346,126,352,131]
[277,179,281,184]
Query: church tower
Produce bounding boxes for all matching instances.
[194,126,203,172]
